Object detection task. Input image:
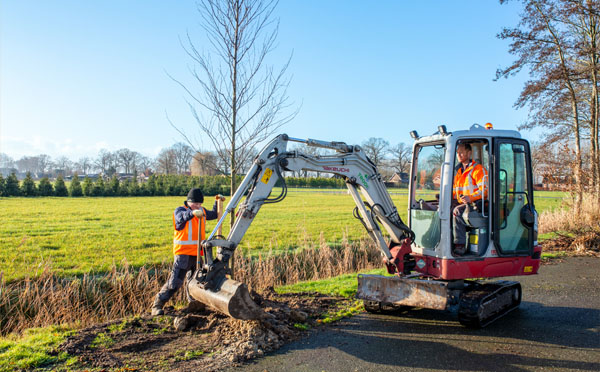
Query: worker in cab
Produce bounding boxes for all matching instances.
[151,188,223,315]
[452,143,487,256]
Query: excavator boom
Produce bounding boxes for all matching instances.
[188,134,413,319]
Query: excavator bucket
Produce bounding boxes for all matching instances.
[187,275,264,320]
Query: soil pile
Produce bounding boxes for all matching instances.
[58,290,350,371]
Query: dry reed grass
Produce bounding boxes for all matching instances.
[538,192,600,256]
[0,237,382,335]
[539,193,600,234]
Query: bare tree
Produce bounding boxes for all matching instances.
[497,0,587,210]
[136,155,154,175]
[38,154,52,174]
[15,155,52,175]
[15,156,35,173]
[171,0,297,225]
[172,142,195,174]
[156,148,177,175]
[191,151,220,176]
[562,0,600,203]
[0,153,15,169]
[54,156,73,176]
[95,150,115,176]
[116,148,139,174]
[76,157,93,175]
[389,142,412,174]
[361,137,389,168]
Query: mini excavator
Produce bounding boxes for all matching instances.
[188,124,541,327]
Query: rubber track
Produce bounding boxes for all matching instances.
[458,281,521,328]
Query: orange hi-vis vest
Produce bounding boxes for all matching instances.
[172,207,206,256]
[453,160,488,202]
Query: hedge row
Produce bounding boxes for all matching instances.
[0,172,346,197]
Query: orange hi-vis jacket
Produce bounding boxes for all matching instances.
[453,160,488,203]
[172,207,206,256]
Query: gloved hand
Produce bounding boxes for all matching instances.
[192,209,204,218]
[215,194,225,201]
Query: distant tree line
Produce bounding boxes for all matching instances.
[0,142,233,180]
[0,172,357,198]
[0,173,232,197]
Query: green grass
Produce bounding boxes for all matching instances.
[276,268,389,298]
[174,349,205,361]
[317,301,364,324]
[0,190,566,281]
[90,332,115,349]
[276,268,391,325]
[0,325,76,372]
[541,251,568,259]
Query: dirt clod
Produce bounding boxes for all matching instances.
[58,291,350,371]
[290,310,308,322]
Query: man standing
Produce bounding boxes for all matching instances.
[151,188,223,315]
[452,143,487,256]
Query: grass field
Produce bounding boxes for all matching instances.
[0,189,567,281]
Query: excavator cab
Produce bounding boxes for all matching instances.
[407,124,541,279]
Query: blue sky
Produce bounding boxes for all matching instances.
[0,0,530,161]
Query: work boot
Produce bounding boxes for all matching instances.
[453,244,466,256]
[151,299,165,316]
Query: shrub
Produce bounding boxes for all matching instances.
[38,177,54,196]
[69,174,83,197]
[0,174,5,196]
[4,172,21,196]
[54,175,69,197]
[119,179,131,196]
[92,177,105,197]
[82,177,93,196]
[128,174,139,196]
[20,172,37,196]
[106,175,119,196]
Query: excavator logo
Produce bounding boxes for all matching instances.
[322,166,349,173]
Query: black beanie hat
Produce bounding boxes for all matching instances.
[186,188,204,203]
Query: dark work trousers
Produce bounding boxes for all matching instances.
[155,254,197,305]
[452,204,471,245]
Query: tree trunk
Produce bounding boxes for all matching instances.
[570,96,584,214]
[591,68,599,206]
[228,1,240,279]
[590,14,600,207]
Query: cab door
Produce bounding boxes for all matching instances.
[493,139,536,255]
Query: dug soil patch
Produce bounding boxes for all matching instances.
[58,290,351,371]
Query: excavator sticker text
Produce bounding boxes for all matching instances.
[261,168,273,184]
[358,173,369,189]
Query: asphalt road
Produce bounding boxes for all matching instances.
[229,257,600,372]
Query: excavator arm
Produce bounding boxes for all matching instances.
[188,134,414,319]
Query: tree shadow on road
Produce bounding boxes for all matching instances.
[380,300,600,349]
